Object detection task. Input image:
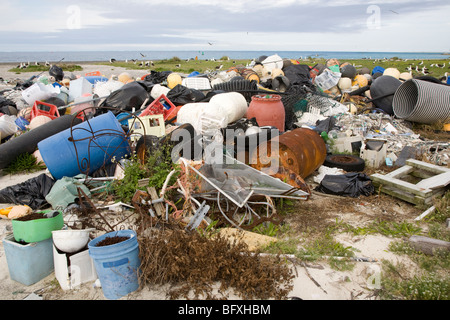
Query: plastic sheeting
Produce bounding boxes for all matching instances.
[0,174,56,209]
[100,81,149,115]
[315,172,375,197]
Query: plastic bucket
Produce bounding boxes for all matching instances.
[88,230,140,300]
[392,79,450,124]
[37,111,130,180]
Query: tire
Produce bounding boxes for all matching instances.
[323,154,365,172]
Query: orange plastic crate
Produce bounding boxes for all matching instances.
[31,101,60,120]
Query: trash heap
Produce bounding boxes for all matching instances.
[0,54,449,300]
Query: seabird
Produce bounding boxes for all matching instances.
[140,53,146,57]
[215,64,223,70]
[45,61,50,67]
[110,58,116,63]
[175,64,181,68]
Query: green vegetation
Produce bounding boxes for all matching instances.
[3,152,46,174]
[111,144,179,203]
[95,57,250,74]
[8,63,83,74]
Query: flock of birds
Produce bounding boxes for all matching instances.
[15,61,51,69]
[109,53,229,70]
[404,60,448,76]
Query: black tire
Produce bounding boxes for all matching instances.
[323,154,365,172]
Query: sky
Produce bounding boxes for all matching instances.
[0,0,449,52]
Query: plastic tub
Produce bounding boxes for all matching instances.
[12,210,64,243]
[3,233,54,285]
[88,230,141,300]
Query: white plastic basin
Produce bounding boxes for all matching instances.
[52,228,95,253]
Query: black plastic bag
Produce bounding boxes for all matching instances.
[282,64,313,88]
[143,70,172,84]
[0,174,56,209]
[315,173,375,197]
[49,65,64,81]
[100,81,149,115]
[167,84,205,105]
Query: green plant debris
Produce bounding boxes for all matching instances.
[3,153,46,174]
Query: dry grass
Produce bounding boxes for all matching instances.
[137,225,295,300]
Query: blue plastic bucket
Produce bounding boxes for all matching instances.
[37,111,130,180]
[88,230,141,300]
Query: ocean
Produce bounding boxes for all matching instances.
[0,50,448,63]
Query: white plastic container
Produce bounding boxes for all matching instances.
[53,245,97,290]
[69,77,93,102]
[52,228,95,253]
[21,83,60,106]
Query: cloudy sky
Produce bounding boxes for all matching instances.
[0,0,449,52]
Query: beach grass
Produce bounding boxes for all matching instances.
[94,56,450,78]
[8,63,83,74]
[95,56,251,74]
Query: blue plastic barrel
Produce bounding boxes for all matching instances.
[88,230,141,300]
[37,111,130,180]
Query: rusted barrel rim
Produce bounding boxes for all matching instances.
[251,94,282,101]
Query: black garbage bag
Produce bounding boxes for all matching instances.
[143,70,172,84]
[282,64,313,88]
[0,96,17,115]
[0,174,56,209]
[100,81,149,115]
[167,84,205,105]
[315,173,375,197]
[313,117,340,134]
[49,65,64,81]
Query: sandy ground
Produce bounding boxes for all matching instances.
[0,62,151,82]
[0,62,429,301]
[0,167,421,301]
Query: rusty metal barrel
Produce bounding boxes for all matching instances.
[250,128,326,178]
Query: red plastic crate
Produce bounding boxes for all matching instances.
[140,94,176,121]
[31,101,60,120]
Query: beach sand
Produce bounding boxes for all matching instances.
[0,62,150,82]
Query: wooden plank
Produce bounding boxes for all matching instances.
[409,235,450,255]
[385,165,414,178]
[406,159,450,175]
[371,174,433,197]
[416,171,450,190]
[147,187,165,217]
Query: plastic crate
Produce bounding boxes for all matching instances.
[140,94,177,120]
[31,101,60,120]
[182,77,211,90]
[128,114,165,142]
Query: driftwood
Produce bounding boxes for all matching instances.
[409,235,450,255]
